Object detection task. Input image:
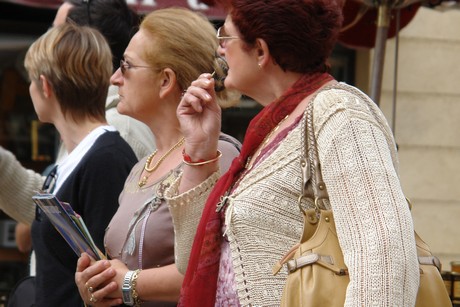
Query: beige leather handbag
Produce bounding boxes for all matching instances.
[273,85,451,307]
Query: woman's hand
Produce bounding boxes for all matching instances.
[177,73,222,157]
[75,253,123,306]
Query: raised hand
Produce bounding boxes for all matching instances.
[177,73,222,156]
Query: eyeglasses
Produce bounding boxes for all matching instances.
[82,0,92,26]
[119,59,152,75]
[216,27,240,48]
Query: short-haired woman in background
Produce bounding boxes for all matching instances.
[25,22,137,306]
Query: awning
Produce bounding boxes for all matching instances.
[0,0,227,20]
[337,0,460,104]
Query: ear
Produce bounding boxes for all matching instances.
[158,68,177,99]
[255,38,271,68]
[39,75,53,98]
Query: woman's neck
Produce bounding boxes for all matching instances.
[56,119,107,153]
[250,68,304,106]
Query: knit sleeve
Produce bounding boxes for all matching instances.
[166,136,240,274]
[0,146,44,224]
[314,90,420,306]
[166,171,220,274]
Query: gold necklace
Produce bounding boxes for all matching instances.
[245,114,290,170]
[138,137,185,187]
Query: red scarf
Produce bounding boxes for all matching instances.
[179,72,334,306]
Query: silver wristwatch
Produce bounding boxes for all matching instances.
[122,270,135,306]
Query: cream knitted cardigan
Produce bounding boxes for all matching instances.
[0,147,43,224]
[166,84,420,306]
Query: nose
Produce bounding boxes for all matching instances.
[110,67,123,86]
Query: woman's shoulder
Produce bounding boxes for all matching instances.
[80,132,137,169]
[217,132,241,173]
[218,132,242,153]
[311,82,385,128]
[91,131,137,159]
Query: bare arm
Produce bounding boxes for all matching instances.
[15,222,32,253]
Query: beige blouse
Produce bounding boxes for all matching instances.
[104,136,240,307]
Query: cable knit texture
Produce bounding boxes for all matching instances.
[162,84,420,306]
[0,147,43,224]
[166,171,220,274]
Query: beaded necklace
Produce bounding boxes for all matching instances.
[138,136,185,187]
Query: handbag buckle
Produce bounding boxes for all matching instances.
[286,253,320,273]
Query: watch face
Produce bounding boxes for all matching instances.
[122,290,133,305]
[122,271,135,305]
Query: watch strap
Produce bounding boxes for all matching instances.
[122,270,135,306]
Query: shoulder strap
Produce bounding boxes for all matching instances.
[300,82,375,206]
[300,84,336,211]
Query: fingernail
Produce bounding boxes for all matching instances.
[205,94,211,100]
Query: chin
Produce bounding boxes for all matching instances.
[223,77,236,91]
[116,102,129,116]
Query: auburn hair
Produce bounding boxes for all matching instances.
[217,0,343,73]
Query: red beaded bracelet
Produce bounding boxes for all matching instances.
[182,149,222,166]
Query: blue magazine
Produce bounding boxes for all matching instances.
[32,193,105,260]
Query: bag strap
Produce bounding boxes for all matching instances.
[300,81,390,209]
[302,84,443,275]
[299,84,334,213]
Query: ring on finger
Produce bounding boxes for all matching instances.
[89,294,97,303]
[87,286,94,293]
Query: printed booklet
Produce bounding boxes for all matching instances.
[32,193,105,260]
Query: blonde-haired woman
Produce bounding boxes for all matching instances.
[74,8,240,307]
[25,23,137,307]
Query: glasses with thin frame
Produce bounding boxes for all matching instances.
[119,59,152,75]
[216,26,240,48]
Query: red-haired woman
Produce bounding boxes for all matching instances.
[171,0,420,306]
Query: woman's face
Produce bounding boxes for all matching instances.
[110,30,161,124]
[217,17,259,97]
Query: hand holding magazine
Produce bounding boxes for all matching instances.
[32,193,105,260]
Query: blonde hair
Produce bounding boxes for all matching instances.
[140,7,240,108]
[24,22,112,121]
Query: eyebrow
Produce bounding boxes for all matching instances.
[122,54,133,62]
